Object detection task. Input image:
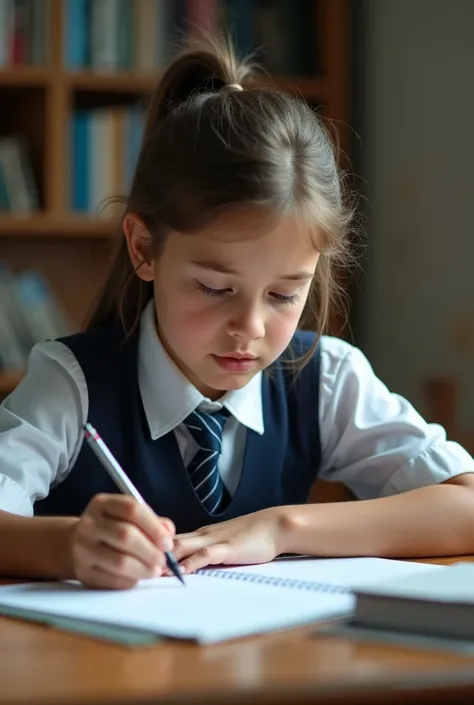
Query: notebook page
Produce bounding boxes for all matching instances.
[203,557,446,591]
[0,572,354,644]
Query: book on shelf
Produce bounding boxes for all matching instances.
[0,0,50,68]
[0,265,71,377]
[0,135,38,213]
[62,0,318,76]
[70,106,144,215]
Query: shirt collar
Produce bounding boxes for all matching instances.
[138,301,264,440]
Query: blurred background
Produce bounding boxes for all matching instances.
[0,0,473,455]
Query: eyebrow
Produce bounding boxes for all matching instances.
[190,261,314,282]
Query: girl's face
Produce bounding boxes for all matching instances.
[152,209,320,399]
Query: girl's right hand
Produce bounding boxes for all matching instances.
[70,493,175,589]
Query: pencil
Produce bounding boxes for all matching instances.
[83,422,185,586]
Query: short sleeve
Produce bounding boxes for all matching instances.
[318,337,474,499]
[0,340,87,515]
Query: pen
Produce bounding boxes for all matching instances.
[83,422,185,586]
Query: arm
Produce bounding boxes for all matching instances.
[0,340,85,579]
[0,510,77,579]
[281,473,474,558]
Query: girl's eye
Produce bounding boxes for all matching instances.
[197,282,229,297]
[197,281,300,305]
[271,292,301,306]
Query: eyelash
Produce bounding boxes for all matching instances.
[196,282,301,306]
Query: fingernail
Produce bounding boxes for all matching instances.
[160,536,173,552]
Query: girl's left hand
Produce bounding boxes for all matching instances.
[172,508,287,574]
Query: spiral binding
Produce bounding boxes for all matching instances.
[196,568,350,595]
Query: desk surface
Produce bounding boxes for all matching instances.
[2,556,474,705]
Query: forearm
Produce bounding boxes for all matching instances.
[0,510,78,580]
[280,484,474,558]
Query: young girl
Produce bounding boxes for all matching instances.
[1,39,473,590]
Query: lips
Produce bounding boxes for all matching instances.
[212,354,259,373]
[218,353,257,360]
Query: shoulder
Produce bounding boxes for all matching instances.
[317,335,381,404]
[319,335,368,378]
[280,332,377,403]
[58,324,137,377]
[27,337,85,388]
[284,330,366,376]
[2,338,87,437]
[58,324,127,356]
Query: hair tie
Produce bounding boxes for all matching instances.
[224,83,243,92]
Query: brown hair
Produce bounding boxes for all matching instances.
[87,35,355,367]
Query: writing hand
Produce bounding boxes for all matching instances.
[71,494,175,589]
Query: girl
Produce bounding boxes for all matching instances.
[1,39,473,590]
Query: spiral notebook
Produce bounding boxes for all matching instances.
[0,557,443,645]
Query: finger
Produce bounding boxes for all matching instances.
[81,540,159,582]
[173,534,217,562]
[91,495,176,551]
[179,543,236,575]
[90,517,166,570]
[79,565,138,591]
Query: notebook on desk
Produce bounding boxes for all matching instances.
[0,557,444,646]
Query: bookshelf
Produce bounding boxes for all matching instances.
[0,0,350,399]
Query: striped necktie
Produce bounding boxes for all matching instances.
[183,408,230,514]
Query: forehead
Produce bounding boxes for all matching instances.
[170,208,320,266]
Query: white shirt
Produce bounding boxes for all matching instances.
[0,301,473,516]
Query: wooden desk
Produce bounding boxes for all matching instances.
[1,556,474,705]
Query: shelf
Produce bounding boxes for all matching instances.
[0,371,23,397]
[66,71,326,101]
[67,71,161,93]
[0,214,118,237]
[0,68,327,103]
[0,67,52,87]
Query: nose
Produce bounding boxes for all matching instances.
[227,301,265,342]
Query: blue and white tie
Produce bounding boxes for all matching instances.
[183,408,230,514]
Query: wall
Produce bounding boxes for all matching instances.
[361,0,474,427]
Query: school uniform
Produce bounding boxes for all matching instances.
[0,300,472,531]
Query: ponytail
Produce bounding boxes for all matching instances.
[142,37,255,143]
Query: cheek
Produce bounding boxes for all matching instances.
[267,305,304,351]
[157,292,220,348]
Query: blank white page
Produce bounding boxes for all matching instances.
[0,572,353,643]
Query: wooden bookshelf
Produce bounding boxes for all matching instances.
[0,0,350,398]
[1,214,118,237]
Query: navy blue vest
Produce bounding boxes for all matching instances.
[34,325,322,533]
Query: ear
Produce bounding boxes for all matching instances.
[123,213,155,282]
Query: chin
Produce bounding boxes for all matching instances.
[210,372,256,391]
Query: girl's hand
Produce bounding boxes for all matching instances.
[172,508,287,574]
[71,494,175,589]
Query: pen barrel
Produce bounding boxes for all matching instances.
[85,433,144,503]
